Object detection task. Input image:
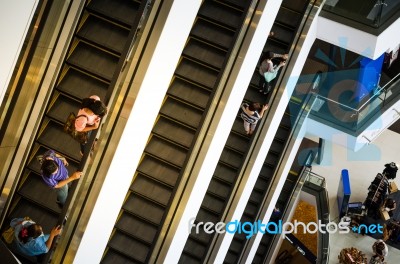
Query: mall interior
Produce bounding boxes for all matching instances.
[0,0,400,263]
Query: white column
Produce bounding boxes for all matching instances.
[0,0,38,105]
[72,1,200,263]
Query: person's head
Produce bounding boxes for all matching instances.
[265,51,275,60]
[19,224,43,244]
[386,198,395,208]
[248,102,262,112]
[89,100,107,117]
[375,241,385,255]
[41,159,58,177]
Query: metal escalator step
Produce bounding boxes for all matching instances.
[46,94,81,123]
[201,193,225,214]
[249,188,262,204]
[259,163,274,180]
[196,207,220,224]
[282,0,309,13]
[183,238,207,260]
[269,140,284,155]
[219,148,243,169]
[270,23,294,46]
[254,176,270,191]
[67,42,119,81]
[183,38,226,69]
[263,41,288,56]
[175,58,219,89]
[115,212,157,243]
[191,18,234,50]
[226,132,249,153]
[145,135,188,167]
[57,68,108,100]
[224,250,238,264]
[280,113,292,129]
[244,84,263,104]
[276,7,303,29]
[137,156,179,186]
[198,0,243,30]
[275,126,290,142]
[244,201,258,218]
[265,153,278,167]
[178,253,201,264]
[213,163,237,184]
[252,254,263,264]
[130,174,172,206]
[232,116,247,136]
[229,237,243,254]
[153,116,195,149]
[207,178,231,199]
[168,77,211,109]
[122,195,164,225]
[219,0,247,10]
[37,121,82,161]
[101,249,140,264]
[77,14,130,55]
[87,0,140,27]
[160,97,203,129]
[108,231,149,263]
[7,198,58,234]
[18,172,61,213]
[188,227,211,245]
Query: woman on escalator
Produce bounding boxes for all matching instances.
[74,95,107,156]
[8,217,62,257]
[240,101,269,136]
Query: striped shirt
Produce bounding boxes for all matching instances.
[240,103,261,124]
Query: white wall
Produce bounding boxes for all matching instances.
[0,1,38,105]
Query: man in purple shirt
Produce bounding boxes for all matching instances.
[40,150,82,206]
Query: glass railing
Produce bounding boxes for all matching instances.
[323,0,400,29]
[305,171,326,188]
[309,73,400,133]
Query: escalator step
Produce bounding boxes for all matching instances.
[264,153,278,167]
[188,227,211,245]
[213,163,237,184]
[276,7,302,29]
[7,199,58,233]
[269,140,284,155]
[145,135,188,167]
[77,14,130,55]
[101,248,141,264]
[254,176,270,191]
[67,42,119,81]
[168,77,211,110]
[115,212,157,243]
[123,195,164,225]
[152,116,195,149]
[182,238,207,260]
[87,0,140,27]
[207,178,232,199]
[108,231,149,263]
[18,172,61,213]
[280,113,292,129]
[137,155,179,186]
[201,193,225,214]
[275,126,290,142]
[270,23,294,47]
[183,38,226,70]
[56,68,108,100]
[196,207,220,224]
[160,97,203,129]
[224,250,238,264]
[226,132,249,153]
[130,174,172,206]
[229,237,243,254]
[219,0,247,10]
[175,58,219,89]
[46,94,81,124]
[198,0,243,30]
[178,253,201,264]
[219,148,243,169]
[191,18,234,50]
[37,121,81,161]
[259,163,274,180]
[243,201,258,218]
[249,189,262,204]
[232,116,247,136]
[282,0,308,13]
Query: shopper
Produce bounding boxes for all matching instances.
[240,102,269,135]
[74,95,107,155]
[258,51,288,95]
[40,149,82,206]
[383,198,396,218]
[9,217,62,257]
[371,239,388,262]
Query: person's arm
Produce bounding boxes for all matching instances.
[79,118,100,132]
[45,226,62,250]
[55,153,68,167]
[258,104,269,118]
[54,171,82,189]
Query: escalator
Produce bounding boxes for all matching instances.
[0,0,143,261]
[180,0,312,263]
[100,0,253,263]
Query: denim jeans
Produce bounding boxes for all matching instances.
[57,183,69,205]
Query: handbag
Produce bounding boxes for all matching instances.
[64,112,88,144]
[2,226,14,244]
[264,71,278,82]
